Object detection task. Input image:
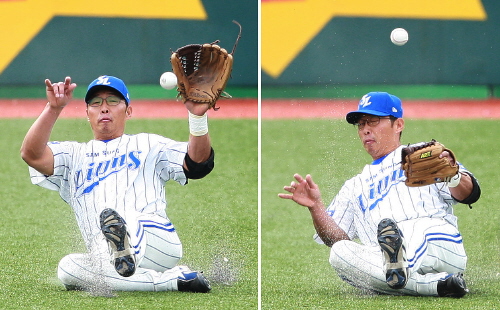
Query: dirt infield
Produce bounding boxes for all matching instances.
[1,98,500,119]
[0,98,257,119]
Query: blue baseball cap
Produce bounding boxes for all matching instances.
[346,92,403,124]
[85,75,130,104]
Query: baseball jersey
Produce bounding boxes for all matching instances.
[29,133,188,249]
[315,145,472,246]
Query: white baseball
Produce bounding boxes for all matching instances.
[390,28,409,46]
[159,72,177,90]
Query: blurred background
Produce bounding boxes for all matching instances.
[262,0,500,100]
[0,0,258,100]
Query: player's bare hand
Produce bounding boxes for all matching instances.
[184,100,210,116]
[45,76,77,109]
[279,173,323,209]
[439,150,456,166]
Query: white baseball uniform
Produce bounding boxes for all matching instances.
[29,133,194,291]
[315,145,472,296]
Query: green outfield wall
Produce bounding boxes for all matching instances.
[2,1,500,99]
[262,0,500,90]
[0,1,257,88]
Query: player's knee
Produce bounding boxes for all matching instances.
[57,254,83,287]
[328,240,351,270]
[57,255,73,285]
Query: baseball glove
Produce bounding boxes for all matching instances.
[401,139,459,187]
[170,21,242,110]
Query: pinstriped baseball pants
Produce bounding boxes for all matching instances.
[57,212,188,291]
[329,217,467,296]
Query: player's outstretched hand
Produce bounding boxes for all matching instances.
[279,173,323,209]
[184,100,210,116]
[45,76,77,109]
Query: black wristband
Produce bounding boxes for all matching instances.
[183,148,215,179]
[455,172,481,207]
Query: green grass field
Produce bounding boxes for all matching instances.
[0,118,257,310]
[2,115,499,309]
[262,118,500,310]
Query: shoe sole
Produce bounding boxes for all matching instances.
[100,208,136,277]
[377,218,408,289]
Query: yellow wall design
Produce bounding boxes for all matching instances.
[262,0,487,78]
[0,0,207,74]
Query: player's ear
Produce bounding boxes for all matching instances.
[396,118,404,133]
[126,105,132,118]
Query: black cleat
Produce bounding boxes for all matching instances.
[177,271,212,293]
[437,273,469,298]
[377,218,408,289]
[100,208,136,277]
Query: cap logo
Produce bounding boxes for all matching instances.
[359,95,372,108]
[392,107,398,113]
[96,76,111,86]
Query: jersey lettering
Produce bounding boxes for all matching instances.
[358,168,404,213]
[75,150,142,196]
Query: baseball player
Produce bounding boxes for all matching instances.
[20,75,214,292]
[279,92,481,297]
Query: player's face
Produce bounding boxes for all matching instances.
[356,114,404,160]
[86,90,132,140]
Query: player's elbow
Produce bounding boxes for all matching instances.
[183,148,215,179]
[20,146,41,165]
[20,147,35,164]
[20,147,54,176]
